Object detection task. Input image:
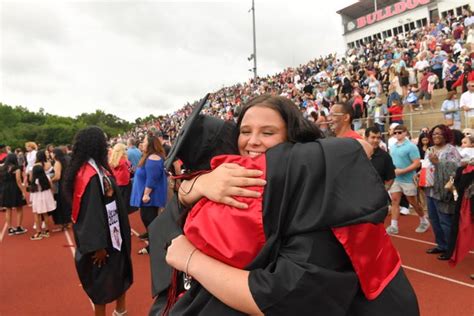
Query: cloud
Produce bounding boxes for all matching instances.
[1,0,352,122]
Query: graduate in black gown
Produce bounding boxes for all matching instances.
[64,126,133,316]
[50,148,72,229]
[148,95,419,316]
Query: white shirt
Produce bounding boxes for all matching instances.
[414,60,429,71]
[26,150,37,173]
[453,42,462,54]
[464,16,474,27]
[460,91,474,118]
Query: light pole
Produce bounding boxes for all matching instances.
[248,0,257,81]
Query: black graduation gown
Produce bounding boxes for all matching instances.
[72,175,133,305]
[148,138,419,316]
[52,177,72,225]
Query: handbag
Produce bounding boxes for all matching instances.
[418,158,435,187]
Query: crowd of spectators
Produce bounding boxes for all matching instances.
[114,7,474,147]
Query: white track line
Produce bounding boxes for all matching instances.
[392,234,474,254]
[391,234,437,246]
[64,229,95,311]
[0,222,7,242]
[402,265,474,288]
[63,229,76,257]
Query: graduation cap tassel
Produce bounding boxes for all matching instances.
[161,269,180,316]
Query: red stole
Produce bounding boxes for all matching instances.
[71,163,98,223]
[332,223,401,300]
[449,165,474,266]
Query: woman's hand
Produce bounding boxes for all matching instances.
[92,249,109,268]
[182,163,266,209]
[428,153,439,164]
[197,163,266,208]
[142,194,151,203]
[165,235,198,272]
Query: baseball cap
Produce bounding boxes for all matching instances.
[389,123,400,130]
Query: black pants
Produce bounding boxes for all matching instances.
[140,206,160,252]
[445,80,455,92]
[432,68,443,89]
[140,206,160,231]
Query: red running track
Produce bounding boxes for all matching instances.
[1,208,473,315]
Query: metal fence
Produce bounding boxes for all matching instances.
[351,108,472,137]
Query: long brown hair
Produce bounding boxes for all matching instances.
[138,134,166,167]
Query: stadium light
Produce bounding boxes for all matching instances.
[249,0,257,81]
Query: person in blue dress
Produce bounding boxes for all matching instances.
[130,133,168,254]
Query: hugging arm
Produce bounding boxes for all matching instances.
[166,235,263,315]
[178,163,265,209]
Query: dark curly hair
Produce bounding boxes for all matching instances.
[63,126,111,202]
[429,124,454,145]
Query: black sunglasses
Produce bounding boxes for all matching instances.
[393,131,404,135]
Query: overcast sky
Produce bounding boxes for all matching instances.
[1,0,353,122]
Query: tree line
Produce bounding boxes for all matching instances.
[0,103,134,149]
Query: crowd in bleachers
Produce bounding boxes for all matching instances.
[114,7,474,146]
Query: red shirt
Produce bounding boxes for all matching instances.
[453,26,464,40]
[352,95,365,114]
[452,71,474,92]
[420,72,435,92]
[343,129,362,139]
[112,158,131,186]
[388,105,404,121]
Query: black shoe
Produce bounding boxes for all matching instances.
[14,226,28,235]
[426,247,444,254]
[437,253,450,260]
[7,227,16,236]
[138,232,148,240]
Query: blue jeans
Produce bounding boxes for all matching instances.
[353,119,362,131]
[375,123,385,134]
[426,195,453,251]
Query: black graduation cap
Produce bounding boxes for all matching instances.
[164,93,238,174]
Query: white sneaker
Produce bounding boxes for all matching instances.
[400,207,410,215]
[386,225,399,235]
[415,221,430,233]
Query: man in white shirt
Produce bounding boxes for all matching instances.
[464,12,474,27]
[460,80,474,127]
[414,54,430,84]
